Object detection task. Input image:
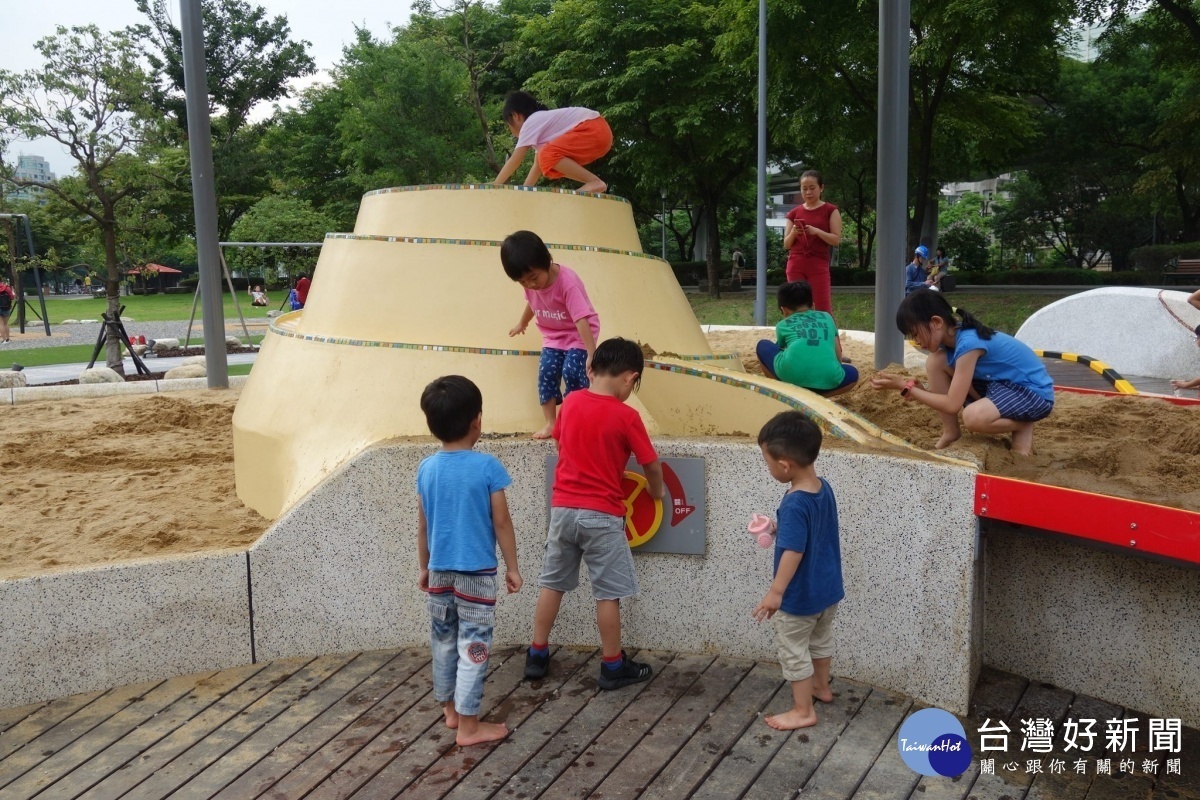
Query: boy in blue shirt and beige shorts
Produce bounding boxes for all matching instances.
[752,411,845,730]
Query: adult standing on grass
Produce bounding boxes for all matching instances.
[783,171,842,314]
[294,273,311,309]
[0,276,14,344]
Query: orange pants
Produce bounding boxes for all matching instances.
[538,117,613,179]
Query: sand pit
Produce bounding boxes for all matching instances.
[1,329,1196,581]
[705,328,1200,512]
[0,389,268,581]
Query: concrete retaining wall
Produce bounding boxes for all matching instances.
[249,438,982,714]
[0,552,252,708]
[983,521,1200,726]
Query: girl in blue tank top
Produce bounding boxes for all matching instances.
[870,289,1054,456]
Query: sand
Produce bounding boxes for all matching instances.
[0,389,268,581]
[705,328,1200,512]
[1,331,1196,581]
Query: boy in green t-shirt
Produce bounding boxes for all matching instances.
[756,281,859,397]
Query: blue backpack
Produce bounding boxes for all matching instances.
[288,289,301,311]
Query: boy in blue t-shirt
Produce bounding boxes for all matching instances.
[417,375,523,746]
[752,411,845,731]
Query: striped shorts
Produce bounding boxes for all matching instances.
[970,379,1054,422]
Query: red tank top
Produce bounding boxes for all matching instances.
[785,202,838,261]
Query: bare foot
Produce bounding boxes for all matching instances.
[531,422,554,440]
[1011,425,1034,456]
[765,709,818,730]
[934,431,961,450]
[443,703,459,730]
[812,686,834,703]
[578,180,607,193]
[456,721,509,746]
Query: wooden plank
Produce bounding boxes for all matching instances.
[639,662,785,800]
[0,701,49,736]
[349,647,535,799]
[1148,719,1200,800]
[740,676,873,800]
[787,686,912,800]
[212,649,427,799]
[487,651,675,800]
[396,647,596,799]
[303,648,518,800]
[137,651,387,798]
[257,656,435,800]
[1022,694,1124,800]
[0,690,107,762]
[539,652,716,799]
[0,670,212,799]
[1083,773,1152,800]
[0,678,162,789]
[29,662,267,800]
[76,656,316,800]
[971,667,1029,723]
[687,679,798,800]
[850,700,927,800]
[587,657,753,800]
[439,648,605,800]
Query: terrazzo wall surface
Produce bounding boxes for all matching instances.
[250,438,981,713]
[983,522,1200,728]
[1015,287,1200,381]
[0,551,252,708]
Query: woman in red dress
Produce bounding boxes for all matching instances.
[783,170,843,313]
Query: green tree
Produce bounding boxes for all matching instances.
[0,26,156,370]
[519,0,757,296]
[228,195,336,282]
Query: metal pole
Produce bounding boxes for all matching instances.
[754,0,768,326]
[180,0,228,388]
[874,0,910,369]
[20,215,50,336]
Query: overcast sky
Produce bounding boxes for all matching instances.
[3,0,414,176]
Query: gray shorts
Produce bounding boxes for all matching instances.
[539,507,639,600]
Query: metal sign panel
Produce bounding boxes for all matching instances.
[545,456,707,555]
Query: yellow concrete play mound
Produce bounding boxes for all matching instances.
[233,184,927,519]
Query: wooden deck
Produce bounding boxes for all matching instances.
[0,648,1197,799]
[1041,357,1178,396]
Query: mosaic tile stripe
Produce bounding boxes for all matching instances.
[645,361,853,440]
[361,183,629,204]
[266,321,738,363]
[323,233,664,263]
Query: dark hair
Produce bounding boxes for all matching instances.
[502,90,548,124]
[500,230,553,280]
[590,337,645,389]
[896,289,994,340]
[777,281,813,311]
[800,169,824,187]
[420,375,483,442]
[935,247,946,258]
[758,411,822,467]
[1194,323,1200,337]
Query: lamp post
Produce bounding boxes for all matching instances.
[754,0,768,326]
[661,188,668,260]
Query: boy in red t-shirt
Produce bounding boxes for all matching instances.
[524,337,665,689]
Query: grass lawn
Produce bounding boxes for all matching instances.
[687,291,1063,335]
[32,293,276,324]
[3,335,264,369]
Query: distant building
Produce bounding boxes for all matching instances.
[7,155,56,205]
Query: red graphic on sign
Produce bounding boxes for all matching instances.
[662,463,695,526]
[467,642,489,664]
[621,471,663,547]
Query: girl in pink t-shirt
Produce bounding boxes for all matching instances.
[493,91,613,194]
[502,230,601,439]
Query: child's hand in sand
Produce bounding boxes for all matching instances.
[870,373,905,391]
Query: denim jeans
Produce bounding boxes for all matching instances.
[428,570,497,716]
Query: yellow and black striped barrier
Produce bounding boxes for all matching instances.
[1034,350,1138,395]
